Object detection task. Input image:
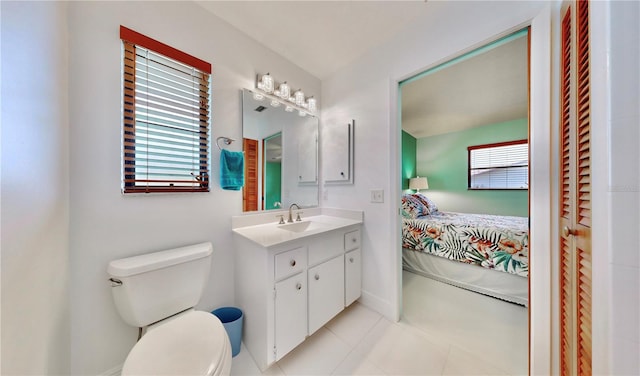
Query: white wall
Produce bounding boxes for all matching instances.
[321,1,635,374]
[321,0,547,318]
[66,2,319,374]
[1,1,70,374]
[604,1,640,374]
[320,2,556,374]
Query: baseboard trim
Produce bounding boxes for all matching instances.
[358,290,394,321]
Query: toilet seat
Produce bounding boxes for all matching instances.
[121,310,232,376]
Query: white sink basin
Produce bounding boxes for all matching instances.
[277,221,328,233]
[233,212,363,247]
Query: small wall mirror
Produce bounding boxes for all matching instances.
[242,89,319,212]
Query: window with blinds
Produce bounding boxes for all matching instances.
[121,26,211,193]
[468,140,528,190]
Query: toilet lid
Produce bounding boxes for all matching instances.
[122,311,231,376]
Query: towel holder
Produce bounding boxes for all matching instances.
[216,136,235,151]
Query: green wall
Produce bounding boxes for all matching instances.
[416,118,529,217]
[264,161,281,210]
[402,131,417,190]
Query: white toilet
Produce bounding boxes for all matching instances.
[108,242,232,375]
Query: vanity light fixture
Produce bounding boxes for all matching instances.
[254,73,318,116]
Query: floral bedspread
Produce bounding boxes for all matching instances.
[402,212,529,277]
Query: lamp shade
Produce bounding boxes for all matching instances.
[409,176,429,191]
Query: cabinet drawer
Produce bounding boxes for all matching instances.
[308,233,342,266]
[344,229,360,251]
[275,247,306,281]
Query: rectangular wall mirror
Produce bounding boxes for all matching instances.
[242,89,319,212]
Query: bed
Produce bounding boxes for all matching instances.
[401,193,529,306]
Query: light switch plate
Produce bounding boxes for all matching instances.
[370,189,384,203]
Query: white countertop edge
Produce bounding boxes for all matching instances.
[231,208,363,248]
[231,207,363,229]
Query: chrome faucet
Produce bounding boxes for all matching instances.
[288,203,301,223]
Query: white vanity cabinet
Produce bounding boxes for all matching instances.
[233,224,361,371]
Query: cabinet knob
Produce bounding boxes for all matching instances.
[352,238,357,243]
[290,259,296,267]
[315,274,320,281]
[296,283,302,290]
[349,257,354,263]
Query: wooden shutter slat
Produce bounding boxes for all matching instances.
[138,84,206,110]
[135,107,209,129]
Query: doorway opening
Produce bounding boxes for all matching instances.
[398,28,530,375]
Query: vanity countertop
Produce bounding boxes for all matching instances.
[232,208,363,248]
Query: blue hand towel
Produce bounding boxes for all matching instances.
[220,149,244,190]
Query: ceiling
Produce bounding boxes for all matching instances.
[196,1,431,80]
[197,1,527,140]
[401,33,529,139]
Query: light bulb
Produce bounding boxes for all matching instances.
[306,97,317,113]
[298,110,307,117]
[285,106,294,112]
[293,89,305,107]
[278,82,290,99]
[270,99,281,107]
[261,73,274,94]
[253,92,264,101]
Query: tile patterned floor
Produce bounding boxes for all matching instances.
[231,271,528,375]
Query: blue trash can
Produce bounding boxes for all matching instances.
[212,307,243,357]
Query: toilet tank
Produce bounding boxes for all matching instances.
[108,242,213,327]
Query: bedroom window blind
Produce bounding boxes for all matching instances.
[121,26,212,193]
[468,140,528,190]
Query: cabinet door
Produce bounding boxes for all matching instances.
[323,121,353,183]
[345,248,361,306]
[275,273,307,360]
[308,255,345,334]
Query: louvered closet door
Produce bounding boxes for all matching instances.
[559,1,592,375]
[243,138,259,211]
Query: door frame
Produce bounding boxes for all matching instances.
[389,6,553,375]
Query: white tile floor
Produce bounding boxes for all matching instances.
[231,270,528,375]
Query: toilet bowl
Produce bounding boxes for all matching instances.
[122,311,231,376]
[108,243,232,375]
